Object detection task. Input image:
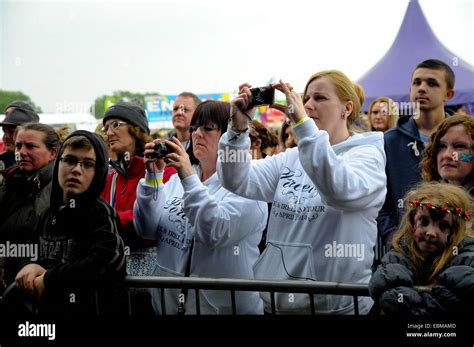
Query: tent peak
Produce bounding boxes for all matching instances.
[357,0,474,111]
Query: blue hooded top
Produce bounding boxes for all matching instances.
[377,115,425,248]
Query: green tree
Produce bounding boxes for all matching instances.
[0,90,42,113]
[92,90,160,119]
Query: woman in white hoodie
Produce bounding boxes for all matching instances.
[133,100,267,314]
[218,70,387,314]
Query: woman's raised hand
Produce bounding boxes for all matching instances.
[271,79,307,123]
[229,83,256,132]
[161,137,194,180]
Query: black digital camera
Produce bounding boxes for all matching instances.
[247,86,275,109]
[151,142,173,159]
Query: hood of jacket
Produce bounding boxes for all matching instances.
[332,130,386,159]
[386,115,421,142]
[50,130,108,211]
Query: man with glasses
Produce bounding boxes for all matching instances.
[59,156,96,170]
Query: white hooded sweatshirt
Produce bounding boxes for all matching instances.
[217,119,387,314]
[134,165,267,314]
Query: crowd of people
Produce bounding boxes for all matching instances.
[0,58,473,315]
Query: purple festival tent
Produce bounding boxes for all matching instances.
[357,0,474,113]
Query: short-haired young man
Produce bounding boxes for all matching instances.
[377,59,455,257]
[14,130,127,314]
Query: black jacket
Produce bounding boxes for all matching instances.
[28,131,127,314]
[0,151,16,188]
[369,237,474,314]
[0,161,54,288]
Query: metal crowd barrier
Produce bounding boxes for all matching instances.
[0,277,432,315]
[124,276,371,315]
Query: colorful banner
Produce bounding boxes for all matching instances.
[254,100,287,127]
[145,93,231,122]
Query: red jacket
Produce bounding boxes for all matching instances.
[163,167,177,183]
[101,156,146,243]
[101,156,177,236]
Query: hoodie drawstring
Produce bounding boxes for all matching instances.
[407,141,420,157]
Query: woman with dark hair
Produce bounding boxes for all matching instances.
[249,120,279,159]
[279,121,297,150]
[0,123,64,292]
[134,100,267,314]
[421,114,474,194]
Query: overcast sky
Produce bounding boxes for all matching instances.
[0,0,472,113]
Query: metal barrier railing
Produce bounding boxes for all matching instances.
[123,276,372,315]
[0,277,432,315]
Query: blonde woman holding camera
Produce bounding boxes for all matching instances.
[218,71,387,314]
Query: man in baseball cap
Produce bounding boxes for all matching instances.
[3,101,36,116]
[0,101,40,186]
[1,101,40,150]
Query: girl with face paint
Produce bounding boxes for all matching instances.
[422,115,474,194]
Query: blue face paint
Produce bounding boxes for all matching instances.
[460,153,473,163]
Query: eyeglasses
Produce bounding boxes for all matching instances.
[102,120,127,133]
[189,124,219,133]
[60,156,96,171]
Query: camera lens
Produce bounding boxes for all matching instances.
[152,142,172,159]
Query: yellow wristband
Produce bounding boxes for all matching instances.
[293,117,309,127]
[145,177,163,186]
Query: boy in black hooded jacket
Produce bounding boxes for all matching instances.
[14,130,127,314]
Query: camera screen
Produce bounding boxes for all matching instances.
[248,86,275,108]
